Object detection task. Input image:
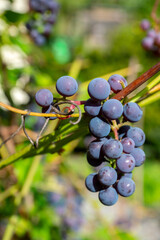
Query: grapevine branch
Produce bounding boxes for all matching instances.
[151,0,160,29]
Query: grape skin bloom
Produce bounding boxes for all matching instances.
[102,139,123,159]
[88,78,111,101]
[89,117,111,138]
[84,98,101,116]
[117,177,135,197]
[98,166,117,186]
[56,76,78,97]
[116,153,135,173]
[35,89,53,107]
[108,74,127,93]
[85,173,103,192]
[127,127,145,147]
[123,102,143,122]
[98,187,118,206]
[130,148,146,167]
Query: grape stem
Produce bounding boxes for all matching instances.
[111,120,119,140]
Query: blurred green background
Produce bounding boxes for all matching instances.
[0,0,160,240]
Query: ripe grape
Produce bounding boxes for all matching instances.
[98,187,118,206]
[88,78,110,101]
[108,74,127,93]
[140,19,150,31]
[123,102,143,122]
[118,125,131,139]
[98,166,117,186]
[35,89,53,107]
[56,76,78,97]
[87,152,103,167]
[89,117,111,138]
[103,139,123,159]
[102,99,123,120]
[121,137,135,153]
[85,173,103,192]
[142,37,154,50]
[127,127,145,147]
[116,154,135,173]
[130,148,146,167]
[117,177,135,197]
[88,138,107,160]
[147,29,157,39]
[84,99,101,116]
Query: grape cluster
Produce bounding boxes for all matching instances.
[84,75,146,206]
[26,0,59,46]
[35,76,78,117]
[140,19,160,55]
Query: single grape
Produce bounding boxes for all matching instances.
[140,19,150,31]
[102,99,123,120]
[42,104,60,120]
[108,74,127,93]
[130,148,145,167]
[98,187,118,206]
[87,152,103,167]
[103,139,123,159]
[121,137,135,153]
[85,173,103,192]
[56,76,78,97]
[123,102,143,122]
[84,99,101,116]
[147,29,157,39]
[118,125,131,139]
[34,34,46,46]
[88,138,108,160]
[127,127,145,147]
[35,89,53,107]
[117,177,135,197]
[88,78,110,101]
[116,153,135,173]
[98,166,117,186]
[142,37,154,50]
[89,117,111,138]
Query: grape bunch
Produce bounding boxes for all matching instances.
[84,75,146,206]
[140,19,160,55]
[26,0,59,46]
[35,76,78,117]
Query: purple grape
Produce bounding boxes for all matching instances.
[46,13,57,24]
[116,153,135,173]
[121,137,135,153]
[123,172,132,178]
[98,166,117,186]
[42,104,60,120]
[88,78,111,101]
[117,177,135,197]
[43,23,52,36]
[88,138,107,160]
[35,89,53,107]
[34,34,46,46]
[142,37,154,50]
[140,19,150,31]
[98,187,118,206]
[56,76,78,97]
[102,139,123,159]
[118,125,131,139]
[130,148,145,167]
[108,74,127,93]
[84,99,101,116]
[127,127,145,147]
[147,29,157,39]
[85,173,103,192]
[89,117,111,138]
[87,152,103,167]
[102,99,123,120]
[123,102,143,122]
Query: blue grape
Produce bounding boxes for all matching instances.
[98,166,117,186]
[116,153,135,173]
[102,139,123,159]
[35,89,53,107]
[98,187,118,206]
[88,138,107,160]
[89,117,111,138]
[85,173,103,192]
[140,19,150,31]
[127,127,145,147]
[142,37,154,50]
[102,99,123,120]
[123,172,132,178]
[84,98,101,116]
[56,76,78,97]
[121,137,135,153]
[87,152,103,167]
[123,102,143,122]
[88,78,110,101]
[42,104,60,120]
[117,177,135,197]
[118,125,131,139]
[130,148,145,167]
[108,74,127,93]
